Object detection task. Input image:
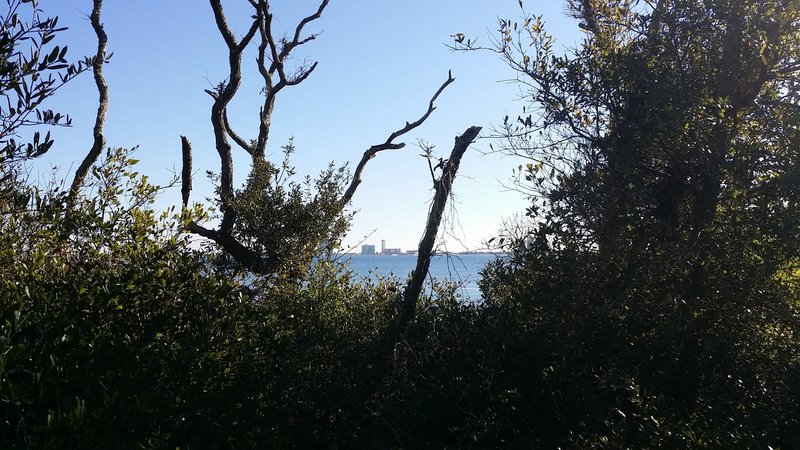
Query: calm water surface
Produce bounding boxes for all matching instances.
[340,253,503,301]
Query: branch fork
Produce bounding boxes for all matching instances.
[182,1,459,276]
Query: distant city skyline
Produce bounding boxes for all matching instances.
[361,240,406,255]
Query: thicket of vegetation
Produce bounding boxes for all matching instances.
[2,0,799,448]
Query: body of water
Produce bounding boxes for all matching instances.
[339,253,502,301]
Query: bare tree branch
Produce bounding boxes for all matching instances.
[283,61,318,86]
[254,6,280,157]
[180,135,192,208]
[419,142,438,186]
[262,0,329,74]
[67,0,108,209]
[376,126,481,379]
[187,221,276,274]
[210,0,259,52]
[287,0,329,54]
[207,0,260,235]
[249,0,328,158]
[340,71,456,205]
[223,110,255,155]
[398,126,481,330]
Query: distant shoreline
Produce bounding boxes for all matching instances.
[338,251,508,257]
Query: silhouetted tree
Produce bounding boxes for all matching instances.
[470,0,800,446]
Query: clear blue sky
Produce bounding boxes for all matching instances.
[33,0,579,252]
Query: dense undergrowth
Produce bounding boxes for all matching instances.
[3,0,800,448]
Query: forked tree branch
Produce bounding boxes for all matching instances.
[340,71,455,206]
[210,0,260,52]
[184,0,332,274]
[261,0,329,74]
[250,0,328,158]
[207,0,260,235]
[254,7,280,157]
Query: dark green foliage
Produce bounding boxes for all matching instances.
[0,150,390,447]
[2,0,800,448]
[463,0,800,447]
[1,150,244,447]
[229,141,351,281]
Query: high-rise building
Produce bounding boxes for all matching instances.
[381,239,386,254]
[361,244,376,255]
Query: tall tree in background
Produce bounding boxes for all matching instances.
[474,0,800,446]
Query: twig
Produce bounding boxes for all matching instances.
[341,71,455,205]
[251,0,328,158]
